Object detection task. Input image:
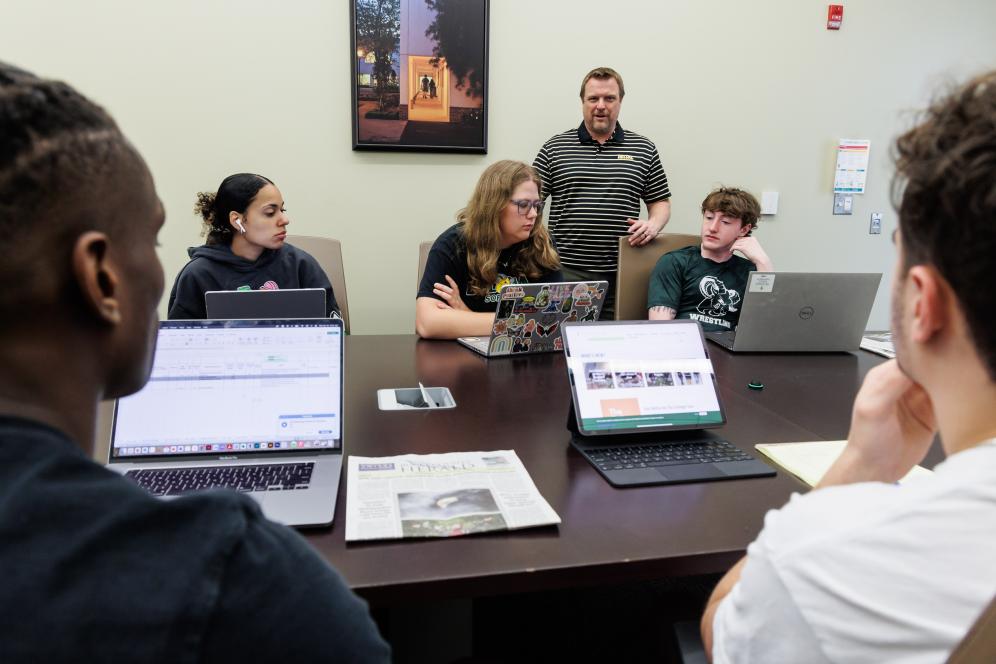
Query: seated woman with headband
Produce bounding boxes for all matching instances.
[416,160,562,339]
[167,173,340,319]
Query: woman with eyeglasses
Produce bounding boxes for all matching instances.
[416,160,563,339]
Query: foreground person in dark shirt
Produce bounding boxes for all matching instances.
[0,62,389,662]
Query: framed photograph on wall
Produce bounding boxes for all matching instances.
[351,0,489,153]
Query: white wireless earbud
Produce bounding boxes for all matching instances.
[234,218,246,234]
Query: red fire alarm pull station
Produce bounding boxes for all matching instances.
[827,4,844,30]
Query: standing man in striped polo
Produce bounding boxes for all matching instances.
[533,67,672,319]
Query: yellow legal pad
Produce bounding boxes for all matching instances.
[754,440,933,488]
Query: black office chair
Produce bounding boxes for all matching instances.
[672,620,706,663]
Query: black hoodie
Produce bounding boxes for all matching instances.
[167,243,340,319]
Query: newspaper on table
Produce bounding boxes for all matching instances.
[860,331,895,359]
[345,450,561,541]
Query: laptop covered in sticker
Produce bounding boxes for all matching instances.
[457,281,608,357]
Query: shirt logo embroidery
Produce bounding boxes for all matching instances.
[260,280,279,291]
[697,276,741,318]
[689,313,732,329]
[616,154,634,161]
[478,274,522,304]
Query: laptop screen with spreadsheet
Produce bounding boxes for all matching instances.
[110,319,343,459]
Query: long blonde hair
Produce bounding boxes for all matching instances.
[459,160,561,297]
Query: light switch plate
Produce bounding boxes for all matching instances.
[833,193,853,215]
[760,191,779,215]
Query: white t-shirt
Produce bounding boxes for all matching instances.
[713,439,996,664]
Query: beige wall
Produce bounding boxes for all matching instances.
[3,0,995,333]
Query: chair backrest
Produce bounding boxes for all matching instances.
[289,235,350,333]
[417,240,433,293]
[614,233,700,321]
[947,594,996,663]
[94,400,114,463]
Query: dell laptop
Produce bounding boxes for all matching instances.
[706,272,882,352]
[106,318,344,527]
[205,288,326,319]
[562,319,775,487]
[458,281,608,357]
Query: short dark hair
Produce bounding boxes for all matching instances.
[893,71,996,379]
[580,67,625,99]
[700,187,761,231]
[195,173,274,245]
[0,61,132,315]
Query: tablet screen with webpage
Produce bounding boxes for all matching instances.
[562,320,725,435]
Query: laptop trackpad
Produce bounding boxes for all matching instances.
[718,460,772,476]
[657,464,721,482]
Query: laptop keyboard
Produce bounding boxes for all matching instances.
[125,463,314,496]
[583,439,752,472]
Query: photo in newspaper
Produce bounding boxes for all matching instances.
[345,450,560,541]
[398,488,505,537]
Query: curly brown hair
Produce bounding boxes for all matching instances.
[893,70,996,379]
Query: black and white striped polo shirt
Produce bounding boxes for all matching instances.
[533,122,670,272]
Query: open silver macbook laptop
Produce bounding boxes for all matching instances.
[706,272,882,353]
[205,288,326,319]
[106,319,344,527]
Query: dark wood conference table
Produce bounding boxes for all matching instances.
[307,335,891,607]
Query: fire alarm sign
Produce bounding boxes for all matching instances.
[828,4,844,30]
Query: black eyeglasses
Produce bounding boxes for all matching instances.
[510,199,545,216]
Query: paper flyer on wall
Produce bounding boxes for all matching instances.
[345,450,561,541]
[833,139,871,193]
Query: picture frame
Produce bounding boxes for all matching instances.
[350,0,489,153]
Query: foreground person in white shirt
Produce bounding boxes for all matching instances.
[702,70,996,663]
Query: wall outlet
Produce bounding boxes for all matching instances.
[870,212,883,234]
